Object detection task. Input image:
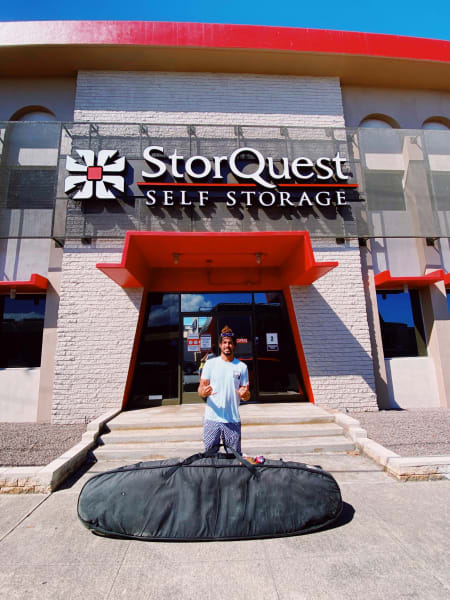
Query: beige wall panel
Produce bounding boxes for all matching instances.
[0,238,51,281]
[0,368,40,422]
[385,357,441,408]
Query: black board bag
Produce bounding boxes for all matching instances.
[78,445,343,541]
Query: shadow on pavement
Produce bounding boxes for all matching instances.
[55,460,96,491]
[317,501,355,533]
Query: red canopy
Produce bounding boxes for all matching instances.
[374,270,445,290]
[97,231,338,291]
[0,274,48,294]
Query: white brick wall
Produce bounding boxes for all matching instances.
[51,241,143,424]
[291,240,378,412]
[75,71,345,127]
[51,237,376,420]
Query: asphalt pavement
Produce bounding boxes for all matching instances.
[1,453,449,600]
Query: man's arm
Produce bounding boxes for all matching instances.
[198,378,213,398]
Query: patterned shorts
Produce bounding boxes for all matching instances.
[203,420,241,454]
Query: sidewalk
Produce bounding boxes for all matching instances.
[2,405,450,491]
[1,454,449,599]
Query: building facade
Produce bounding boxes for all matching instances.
[0,21,449,423]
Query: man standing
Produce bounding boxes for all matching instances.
[198,326,250,453]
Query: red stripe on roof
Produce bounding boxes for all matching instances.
[0,21,449,63]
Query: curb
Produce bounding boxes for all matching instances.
[332,411,450,481]
[0,409,121,494]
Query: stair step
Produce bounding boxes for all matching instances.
[107,414,334,430]
[99,423,344,444]
[93,436,355,460]
[92,404,353,465]
[106,403,334,431]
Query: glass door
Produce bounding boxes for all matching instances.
[253,292,305,402]
[128,293,180,408]
[128,291,307,409]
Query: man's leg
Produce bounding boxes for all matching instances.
[203,419,221,452]
[221,422,242,454]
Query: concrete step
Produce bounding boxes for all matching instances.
[106,416,334,430]
[107,404,334,431]
[93,436,355,461]
[99,422,345,444]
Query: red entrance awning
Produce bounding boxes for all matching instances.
[96,231,338,291]
[374,269,445,290]
[0,274,48,294]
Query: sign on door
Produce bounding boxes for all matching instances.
[266,332,279,351]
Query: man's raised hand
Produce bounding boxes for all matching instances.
[198,380,214,398]
[238,383,250,401]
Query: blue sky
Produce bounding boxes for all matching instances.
[1,0,450,41]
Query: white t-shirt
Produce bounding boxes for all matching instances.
[201,356,249,423]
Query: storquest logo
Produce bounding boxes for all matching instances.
[65,149,126,200]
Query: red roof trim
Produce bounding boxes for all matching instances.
[444,273,450,287]
[0,274,48,294]
[0,21,449,64]
[374,270,445,290]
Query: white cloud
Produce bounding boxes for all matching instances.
[181,294,212,312]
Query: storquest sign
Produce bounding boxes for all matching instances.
[65,146,359,207]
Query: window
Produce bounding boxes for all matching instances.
[360,118,393,129]
[422,118,449,131]
[358,115,406,212]
[7,108,58,166]
[4,108,59,210]
[0,295,46,368]
[359,115,400,129]
[376,290,426,358]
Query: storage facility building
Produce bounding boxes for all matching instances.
[0,21,449,423]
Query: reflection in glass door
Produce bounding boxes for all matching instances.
[182,315,213,403]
